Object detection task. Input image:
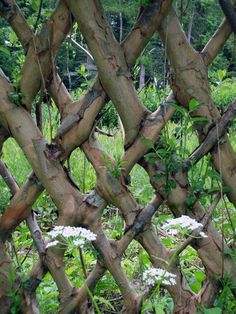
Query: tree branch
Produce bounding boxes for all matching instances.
[219,0,236,34]
[185,98,236,170]
[51,0,174,159]
[0,0,32,51]
[202,18,232,66]
[158,4,236,207]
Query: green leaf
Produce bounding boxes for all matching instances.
[158,214,171,223]
[208,170,220,180]
[80,64,86,74]
[187,126,193,133]
[195,271,205,282]
[140,136,154,149]
[154,303,165,314]
[171,103,186,115]
[140,252,149,265]
[185,194,197,207]
[32,0,39,11]
[218,85,231,93]
[161,238,173,247]
[224,249,236,262]
[95,296,115,311]
[9,31,17,44]
[111,230,121,239]
[144,152,157,158]
[189,99,199,112]
[190,280,201,293]
[66,265,77,275]
[0,46,10,56]
[217,69,227,82]
[203,307,222,314]
[155,148,167,156]
[139,0,151,6]
[168,180,176,189]
[191,117,209,122]
[222,185,232,193]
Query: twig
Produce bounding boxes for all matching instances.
[20,243,34,266]
[0,160,18,195]
[34,0,43,31]
[79,247,88,279]
[0,159,46,254]
[95,126,113,137]
[56,88,102,138]
[118,196,163,254]
[69,37,94,61]
[184,99,236,170]
[27,212,46,256]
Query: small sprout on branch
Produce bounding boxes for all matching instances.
[102,153,126,178]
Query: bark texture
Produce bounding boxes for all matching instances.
[0,0,235,313]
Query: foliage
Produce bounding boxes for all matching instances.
[212,70,236,110]
[1,69,236,311]
[1,1,236,313]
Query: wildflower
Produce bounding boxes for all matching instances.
[163,215,202,231]
[199,231,208,238]
[46,240,59,248]
[143,267,176,286]
[166,228,178,236]
[46,226,97,248]
[162,215,207,238]
[73,239,86,246]
[48,226,97,241]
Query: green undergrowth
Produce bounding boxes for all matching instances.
[1,78,236,313]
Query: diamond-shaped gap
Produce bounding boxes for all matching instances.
[69,147,96,193]
[36,273,59,313]
[68,129,126,193]
[179,246,206,294]
[0,171,11,214]
[130,163,154,206]
[2,137,31,187]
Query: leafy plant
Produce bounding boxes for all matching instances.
[102,153,126,178]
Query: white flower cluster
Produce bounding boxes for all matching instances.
[46,240,59,248]
[162,215,207,238]
[143,267,176,286]
[46,226,97,249]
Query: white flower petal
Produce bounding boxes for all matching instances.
[199,231,208,238]
[143,267,176,286]
[73,239,85,246]
[47,226,97,248]
[162,215,203,235]
[46,240,59,248]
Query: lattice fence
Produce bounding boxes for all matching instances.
[0,0,236,313]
